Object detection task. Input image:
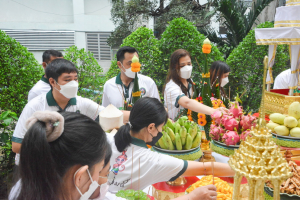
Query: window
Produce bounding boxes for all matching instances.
[86,32,111,61]
[3,30,75,51]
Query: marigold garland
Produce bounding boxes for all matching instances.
[131,62,141,72]
[202,44,211,54]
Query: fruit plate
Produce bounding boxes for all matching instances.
[213,140,240,148]
[271,132,300,140]
[152,145,198,153]
[264,184,300,199]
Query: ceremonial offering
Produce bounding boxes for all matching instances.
[186,175,233,200]
[99,104,123,132]
[116,189,151,200]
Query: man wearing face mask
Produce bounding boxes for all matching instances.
[28,50,63,101]
[12,59,129,165]
[102,46,160,109]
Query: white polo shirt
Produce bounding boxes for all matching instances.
[108,136,188,193]
[28,76,51,101]
[164,79,193,120]
[102,73,160,109]
[13,90,105,164]
[273,69,291,89]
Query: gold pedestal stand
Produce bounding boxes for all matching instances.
[200,133,215,162]
[166,176,187,186]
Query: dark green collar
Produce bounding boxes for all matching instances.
[115,73,138,86]
[46,90,76,110]
[131,137,148,149]
[41,75,49,84]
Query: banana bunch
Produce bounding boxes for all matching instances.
[156,116,202,150]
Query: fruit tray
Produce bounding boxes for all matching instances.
[264,184,300,200]
[272,132,300,148]
[210,140,239,157]
[151,146,202,161]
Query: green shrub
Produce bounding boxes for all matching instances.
[64,46,104,103]
[0,30,43,115]
[226,21,290,112]
[158,17,224,87]
[106,27,163,90]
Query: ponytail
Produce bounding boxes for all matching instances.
[18,121,60,200]
[114,123,132,152]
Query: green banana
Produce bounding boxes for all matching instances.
[189,123,198,140]
[162,131,169,148]
[184,120,191,131]
[178,116,188,126]
[164,133,175,150]
[174,122,181,134]
[155,141,160,147]
[158,137,167,149]
[166,127,176,145]
[175,133,182,150]
[191,132,201,148]
[184,133,193,150]
[180,126,187,146]
[166,118,175,132]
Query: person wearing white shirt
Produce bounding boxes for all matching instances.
[273,69,291,89]
[28,50,63,101]
[164,49,226,120]
[108,97,235,200]
[12,59,129,164]
[102,46,160,109]
[9,111,109,200]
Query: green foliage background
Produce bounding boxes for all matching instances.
[158,17,224,87]
[0,30,43,115]
[106,27,164,90]
[64,46,104,103]
[227,21,290,112]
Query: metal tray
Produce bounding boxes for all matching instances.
[272,132,300,140]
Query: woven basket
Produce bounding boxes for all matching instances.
[151,147,202,161]
[264,91,300,115]
[272,136,300,148]
[210,140,238,157]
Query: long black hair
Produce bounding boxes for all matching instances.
[210,61,231,97]
[16,112,108,200]
[114,97,168,152]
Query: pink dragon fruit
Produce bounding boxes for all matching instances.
[240,130,251,141]
[223,116,239,131]
[222,131,240,146]
[240,114,257,130]
[209,124,226,140]
[229,102,243,119]
[221,114,231,125]
[211,110,223,125]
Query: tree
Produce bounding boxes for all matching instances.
[108,0,212,47]
[226,22,289,113]
[199,0,275,58]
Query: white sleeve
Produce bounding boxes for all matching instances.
[81,98,105,120]
[164,82,185,119]
[148,151,188,183]
[102,82,110,107]
[149,79,161,101]
[12,104,36,143]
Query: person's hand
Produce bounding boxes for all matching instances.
[217,107,228,113]
[188,185,217,200]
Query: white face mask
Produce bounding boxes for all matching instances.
[121,63,136,79]
[90,182,109,200]
[180,65,192,79]
[55,80,78,99]
[221,77,229,87]
[74,168,100,200]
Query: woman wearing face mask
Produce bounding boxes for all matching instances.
[9,111,109,200]
[108,97,235,200]
[164,49,226,120]
[210,61,231,99]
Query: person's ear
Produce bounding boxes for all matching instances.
[42,62,47,70]
[49,77,56,88]
[117,61,122,70]
[147,123,155,133]
[74,165,89,189]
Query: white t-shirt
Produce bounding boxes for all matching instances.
[108,136,188,193]
[102,73,160,109]
[273,69,291,89]
[12,90,105,164]
[28,76,51,101]
[164,79,193,120]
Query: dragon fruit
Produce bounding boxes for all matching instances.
[222,131,240,146]
[240,130,251,141]
[229,102,243,119]
[240,114,257,130]
[209,124,226,140]
[223,116,239,131]
[211,110,223,125]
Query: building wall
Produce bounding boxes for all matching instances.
[0,0,115,73]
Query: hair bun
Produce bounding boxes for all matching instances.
[26,111,64,142]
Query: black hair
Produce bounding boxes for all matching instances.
[114,97,168,152]
[104,144,112,167]
[210,61,231,97]
[16,112,108,200]
[116,46,138,63]
[45,58,78,82]
[42,50,63,63]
